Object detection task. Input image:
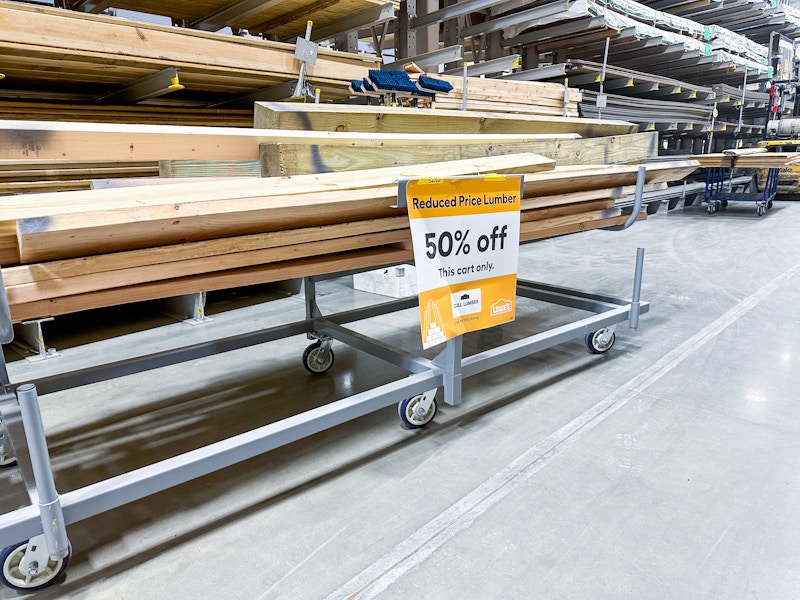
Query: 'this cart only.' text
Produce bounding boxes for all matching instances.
[438,262,494,278]
[411,192,518,209]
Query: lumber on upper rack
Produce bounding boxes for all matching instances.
[254,102,638,138]
[0,101,254,127]
[0,2,379,104]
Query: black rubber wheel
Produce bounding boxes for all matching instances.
[302,342,334,374]
[721,200,729,208]
[0,541,71,592]
[585,330,615,354]
[398,394,437,429]
[767,199,774,209]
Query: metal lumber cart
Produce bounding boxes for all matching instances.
[703,166,779,216]
[0,176,650,592]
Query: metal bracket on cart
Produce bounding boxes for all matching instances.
[0,248,649,590]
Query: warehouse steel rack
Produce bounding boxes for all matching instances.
[0,177,649,591]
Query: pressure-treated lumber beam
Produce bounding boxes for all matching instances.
[0,120,578,162]
[254,102,637,138]
[260,132,660,176]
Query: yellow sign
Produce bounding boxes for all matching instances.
[404,176,522,349]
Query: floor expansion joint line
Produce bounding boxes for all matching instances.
[326,262,800,600]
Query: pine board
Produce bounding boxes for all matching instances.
[1,153,555,221]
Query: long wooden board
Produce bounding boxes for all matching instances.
[8,246,415,323]
[1,153,555,220]
[690,153,800,168]
[254,102,638,138]
[0,120,579,162]
[13,154,555,262]
[261,132,660,176]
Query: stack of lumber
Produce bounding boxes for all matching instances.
[426,74,581,117]
[0,102,254,127]
[0,112,656,179]
[0,154,699,322]
[0,161,159,195]
[0,1,380,108]
[0,120,585,163]
[690,153,800,168]
[254,102,652,175]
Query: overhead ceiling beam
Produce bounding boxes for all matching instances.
[189,0,283,32]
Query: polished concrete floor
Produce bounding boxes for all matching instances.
[1,199,799,599]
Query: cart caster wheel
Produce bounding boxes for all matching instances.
[398,393,437,429]
[707,203,715,214]
[757,206,765,217]
[767,200,774,209]
[0,539,71,591]
[302,342,334,374]
[721,200,729,208]
[715,200,722,211]
[585,329,615,354]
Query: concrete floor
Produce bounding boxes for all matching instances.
[1,198,799,599]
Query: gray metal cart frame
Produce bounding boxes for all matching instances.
[0,172,650,591]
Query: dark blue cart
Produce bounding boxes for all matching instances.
[704,167,779,216]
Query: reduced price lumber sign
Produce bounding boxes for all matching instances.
[404,175,522,349]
